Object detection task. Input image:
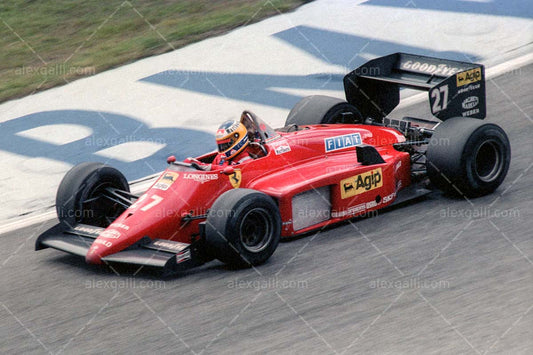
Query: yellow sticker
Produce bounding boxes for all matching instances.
[229,170,242,189]
[456,67,482,87]
[153,172,179,191]
[340,168,383,199]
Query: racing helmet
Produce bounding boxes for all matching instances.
[216,120,249,159]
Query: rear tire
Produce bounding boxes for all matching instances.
[426,118,510,197]
[285,95,363,126]
[205,189,281,268]
[56,162,130,228]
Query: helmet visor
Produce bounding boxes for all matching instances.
[217,137,234,153]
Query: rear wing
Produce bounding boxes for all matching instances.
[343,53,486,121]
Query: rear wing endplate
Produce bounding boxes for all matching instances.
[343,53,486,121]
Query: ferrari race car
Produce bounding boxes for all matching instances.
[36,53,510,275]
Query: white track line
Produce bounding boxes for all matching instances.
[1,53,532,235]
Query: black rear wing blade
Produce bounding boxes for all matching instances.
[343,53,486,121]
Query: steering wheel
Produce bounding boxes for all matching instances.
[249,141,267,157]
[286,123,298,132]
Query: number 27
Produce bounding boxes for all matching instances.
[431,85,449,112]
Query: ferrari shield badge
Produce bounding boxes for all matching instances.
[229,169,242,188]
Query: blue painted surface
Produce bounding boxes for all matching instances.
[141,27,477,109]
[361,0,533,20]
[0,110,215,180]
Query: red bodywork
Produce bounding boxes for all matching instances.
[86,123,411,264]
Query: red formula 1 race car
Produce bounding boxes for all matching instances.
[36,53,510,275]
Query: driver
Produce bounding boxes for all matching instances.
[212,119,253,166]
[184,113,267,169]
[183,119,254,169]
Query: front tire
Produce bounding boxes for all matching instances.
[426,118,510,197]
[205,189,281,268]
[56,162,130,228]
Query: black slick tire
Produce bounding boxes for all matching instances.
[56,162,129,228]
[426,118,510,197]
[285,95,363,126]
[205,188,281,268]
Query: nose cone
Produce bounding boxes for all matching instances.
[85,228,124,265]
[86,245,103,264]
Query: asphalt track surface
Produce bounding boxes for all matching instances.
[1,65,532,354]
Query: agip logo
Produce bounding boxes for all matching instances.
[153,172,179,190]
[340,168,383,199]
[456,67,482,87]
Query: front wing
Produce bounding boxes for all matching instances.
[35,224,204,275]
